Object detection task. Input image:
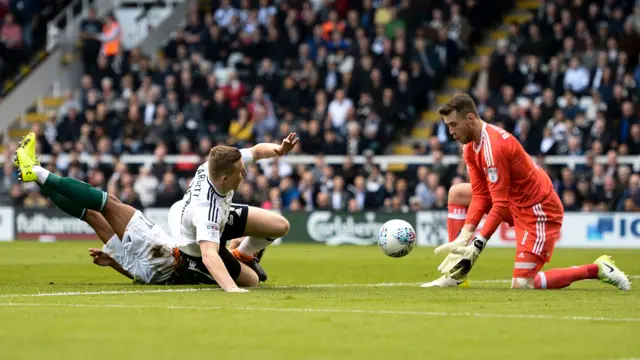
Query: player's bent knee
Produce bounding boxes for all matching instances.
[246,206,290,239]
[275,215,290,237]
[264,212,290,237]
[448,183,471,205]
[511,277,535,289]
[256,210,289,238]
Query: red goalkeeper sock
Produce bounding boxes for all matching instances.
[533,264,599,289]
[447,203,467,242]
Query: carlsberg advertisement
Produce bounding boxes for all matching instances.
[284,211,419,246]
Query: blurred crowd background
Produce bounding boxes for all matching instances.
[0,0,638,213]
[0,0,75,88]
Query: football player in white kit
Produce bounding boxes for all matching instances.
[172,133,299,292]
[14,133,260,288]
[85,207,259,287]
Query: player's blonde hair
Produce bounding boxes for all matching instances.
[208,145,242,180]
[438,93,479,119]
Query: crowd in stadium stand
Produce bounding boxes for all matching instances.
[0,0,74,91]
[462,0,640,212]
[1,0,639,214]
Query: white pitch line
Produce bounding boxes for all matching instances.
[0,302,639,323]
[0,280,509,298]
[0,275,637,298]
[0,287,219,298]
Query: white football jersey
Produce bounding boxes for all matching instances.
[176,148,254,257]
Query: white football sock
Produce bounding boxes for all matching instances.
[32,165,50,185]
[237,236,273,256]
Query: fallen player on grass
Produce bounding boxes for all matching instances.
[14,133,260,291]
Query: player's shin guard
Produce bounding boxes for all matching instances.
[42,174,107,212]
[533,265,599,289]
[447,203,467,242]
[41,187,87,220]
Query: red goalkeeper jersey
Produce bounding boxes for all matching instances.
[463,122,557,239]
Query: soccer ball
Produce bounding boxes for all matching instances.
[378,219,417,258]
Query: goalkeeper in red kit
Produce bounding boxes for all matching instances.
[422,94,631,290]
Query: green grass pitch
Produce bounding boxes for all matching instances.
[0,241,639,360]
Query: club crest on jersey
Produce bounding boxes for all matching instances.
[487,167,499,183]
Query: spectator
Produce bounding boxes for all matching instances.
[79,8,103,75]
[0,13,23,76]
[563,57,590,95]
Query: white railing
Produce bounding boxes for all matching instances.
[5,154,639,171]
[112,0,187,5]
[46,0,185,51]
[46,0,93,51]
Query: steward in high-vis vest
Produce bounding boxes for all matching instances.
[98,13,121,59]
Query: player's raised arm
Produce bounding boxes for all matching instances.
[246,133,299,161]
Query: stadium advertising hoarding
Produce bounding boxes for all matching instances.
[0,207,15,241]
[284,211,416,246]
[558,213,640,248]
[277,211,640,248]
[1,207,639,248]
[13,207,98,241]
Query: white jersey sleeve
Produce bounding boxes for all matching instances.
[193,200,224,244]
[240,148,254,165]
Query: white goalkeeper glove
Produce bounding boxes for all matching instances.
[447,235,488,280]
[434,229,473,274]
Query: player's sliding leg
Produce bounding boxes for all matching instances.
[235,206,290,254]
[42,186,117,244]
[40,186,88,224]
[228,237,265,262]
[15,146,133,240]
[230,205,290,281]
[511,249,597,290]
[511,194,631,291]
[512,255,631,291]
[15,133,117,243]
[447,183,471,242]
